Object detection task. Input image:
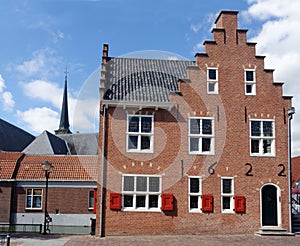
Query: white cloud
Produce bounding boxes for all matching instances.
[0,74,5,93]
[2,91,15,111]
[16,50,46,76]
[15,48,62,79]
[17,107,59,134]
[21,80,63,108]
[19,77,98,133]
[245,0,300,156]
[0,74,15,112]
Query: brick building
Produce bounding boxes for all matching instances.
[97,11,293,236]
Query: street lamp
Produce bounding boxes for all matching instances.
[288,107,295,233]
[41,161,53,234]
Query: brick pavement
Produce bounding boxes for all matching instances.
[9,234,300,246]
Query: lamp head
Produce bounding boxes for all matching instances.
[288,107,295,116]
[41,161,53,172]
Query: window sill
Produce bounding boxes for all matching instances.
[122,208,161,212]
[250,154,276,158]
[189,210,202,213]
[221,210,234,214]
[126,150,154,154]
[25,208,42,211]
[189,152,215,156]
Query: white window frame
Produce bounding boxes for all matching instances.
[188,117,214,155]
[250,119,275,157]
[188,176,202,213]
[25,188,43,210]
[207,67,218,94]
[221,177,234,213]
[126,114,154,153]
[244,69,256,95]
[88,190,95,210]
[122,174,162,212]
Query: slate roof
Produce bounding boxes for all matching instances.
[16,155,98,181]
[0,152,23,179]
[0,118,35,152]
[58,133,98,155]
[23,130,70,155]
[103,58,195,102]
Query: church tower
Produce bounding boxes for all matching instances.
[55,69,72,135]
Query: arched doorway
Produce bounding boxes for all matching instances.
[261,184,278,226]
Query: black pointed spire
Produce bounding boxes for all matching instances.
[55,68,72,134]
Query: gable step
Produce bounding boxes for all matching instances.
[255,227,294,236]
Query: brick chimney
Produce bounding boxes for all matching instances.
[213,11,239,44]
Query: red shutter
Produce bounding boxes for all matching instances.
[110,193,122,210]
[161,194,174,211]
[202,195,213,212]
[234,196,246,213]
[93,188,97,214]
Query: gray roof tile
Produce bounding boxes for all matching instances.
[104,58,195,102]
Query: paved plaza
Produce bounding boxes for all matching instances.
[5,233,300,246]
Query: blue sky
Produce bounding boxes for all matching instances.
[1,0,300,155]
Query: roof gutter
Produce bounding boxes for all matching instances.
[102,100,175,111]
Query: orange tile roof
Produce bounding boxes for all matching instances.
[0,151,23,179]
[16,155,99,182]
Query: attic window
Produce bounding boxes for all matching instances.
[245,69,256,95]
[207,68,218,94]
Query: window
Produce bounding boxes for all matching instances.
[89,190,95,210]
[207,67,218,94]
[221,178,234,213]
[127,115,153,152]
[245,69,256,95]
[250,120,275,156]
[188,176,202,212]
[189,117,214,155]
[26,188,42,209]
[122,175,161,211]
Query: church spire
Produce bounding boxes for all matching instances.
[55,68,72,135]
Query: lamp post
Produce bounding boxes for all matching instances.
[288,107,295,233]
[41,161,53,235]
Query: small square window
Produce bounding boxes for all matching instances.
[127,115,153,153]
[250,120,275,156]
[246,71,254,81]
[245,69,256,95]
[207,68,218,94]
[221,178,234,213]
[26,188,42,209]
[189,118,214,155]
[188,176,202,212]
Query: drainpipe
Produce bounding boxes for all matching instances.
[99,106,107,237]
[288,107,295,233]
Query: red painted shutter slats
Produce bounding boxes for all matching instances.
[110,193,122,210]
[93,188,97,214]
[202,195,213,212]
[161,194,174,211]
[234,196,246,213]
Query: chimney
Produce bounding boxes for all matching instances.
[214,11,239,44]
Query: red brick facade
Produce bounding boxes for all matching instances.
[97,11,292,236]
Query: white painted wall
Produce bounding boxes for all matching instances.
[13,213,96,226]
